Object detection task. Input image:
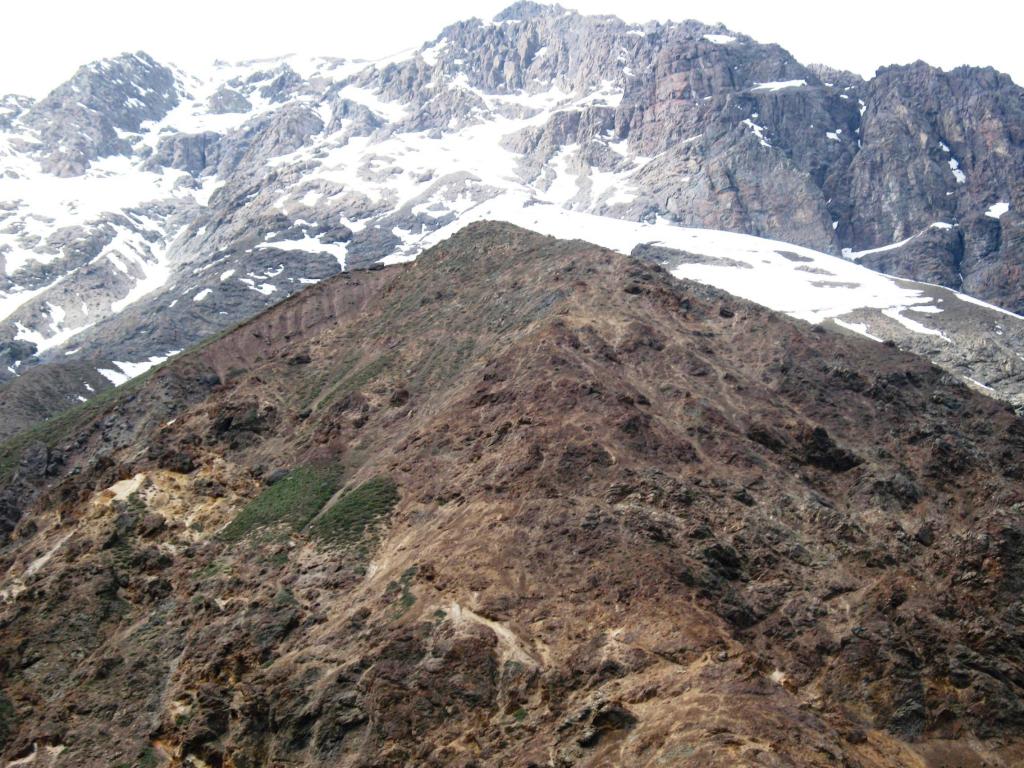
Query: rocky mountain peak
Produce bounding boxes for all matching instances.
[45,51,176,117]
[806,62,864,88]
[493,0,566,21]
[18,51,179,175]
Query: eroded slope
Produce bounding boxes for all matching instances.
[0,223,1023,767]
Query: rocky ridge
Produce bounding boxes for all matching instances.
[0,223,1023,766]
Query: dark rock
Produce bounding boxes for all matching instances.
[914,524,935,547]
[798,426,862,471]
[139,512,166,537]
[265,468,291,485]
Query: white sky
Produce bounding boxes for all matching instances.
[3,1,1023,97]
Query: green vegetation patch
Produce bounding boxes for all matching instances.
[125,491,147,515]
[117,745,158,768]
[343,353,397,393]
[219,465,341,542]
[273,587,298,607]
[141,745,160,768]
[308,476,399,546]
[198,558,229,580]
[109,494,146,573]
[296,348,361,409]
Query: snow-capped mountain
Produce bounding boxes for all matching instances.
[1,1,1023,436]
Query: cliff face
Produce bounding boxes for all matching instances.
[360,5,1024,302]
[850,63,1024,307]
[1,223,1022,767]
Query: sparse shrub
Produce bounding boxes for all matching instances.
[384,565,418,617]
[273,587,297,607]
[318,353,398,408]
[138,745,159,768]
[126,491,147,515]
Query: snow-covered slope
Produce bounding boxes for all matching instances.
[0,36,693,387]
[1,4,1023,433]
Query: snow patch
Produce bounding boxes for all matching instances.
[986,201,1010,219]
[741,119,771,148]
[374,191,976,344]
[257,236,347,269]
[420,39,449,67]
[751,80,807,92]
[948,157,966,184]
[97,350,181,386]
[833,319,883,342]
[844,223,957,260]
[337,84,408,123]
[881,308,950,341]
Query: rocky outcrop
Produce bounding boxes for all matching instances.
[354,5,1024,309]
[846,63,1024,304]
[145,132,222,177]
[21,52,179,176]
[207,85,251,114]
[0,95,33,131]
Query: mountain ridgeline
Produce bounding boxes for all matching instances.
[0,223,1022,766]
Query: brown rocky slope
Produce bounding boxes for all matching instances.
[1,222,1024,766]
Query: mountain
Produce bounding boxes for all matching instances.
[1,2,1024,436]
[1,223,1023,766]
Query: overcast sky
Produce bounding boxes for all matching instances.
[4,1,1023,97]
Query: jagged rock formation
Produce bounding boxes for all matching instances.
[20,52,179,176]
[847,63,1024,307]
[1,2,1023,432]
[1,224,1023,766]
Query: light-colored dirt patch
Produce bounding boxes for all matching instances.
[107,472,148,502]
[448,601,540,668]
[0,530,74,602]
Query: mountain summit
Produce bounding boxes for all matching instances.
[494,1,564,21]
